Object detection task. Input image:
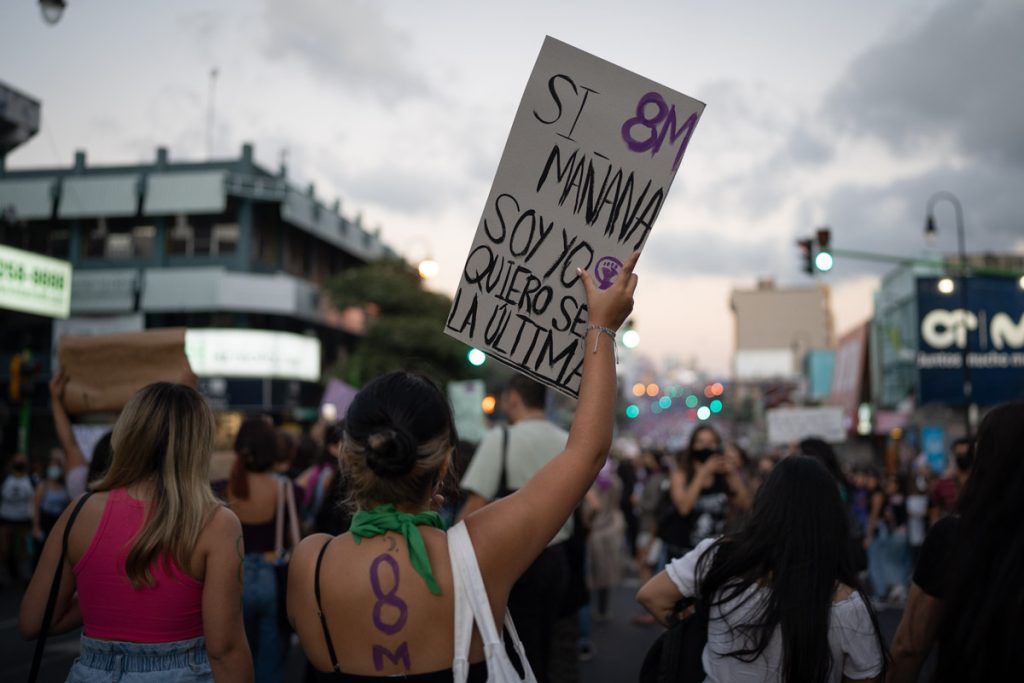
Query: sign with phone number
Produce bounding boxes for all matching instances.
[0,244,72,318]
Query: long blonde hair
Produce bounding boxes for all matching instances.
[93,382,220,588]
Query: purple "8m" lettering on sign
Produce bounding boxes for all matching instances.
[621,92,700,172]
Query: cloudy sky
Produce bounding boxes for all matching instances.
[2,0,1022,375]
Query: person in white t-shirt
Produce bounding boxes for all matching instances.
[457,375,572,683]
[637,456,886,683]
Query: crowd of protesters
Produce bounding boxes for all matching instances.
[3,256,1022,680]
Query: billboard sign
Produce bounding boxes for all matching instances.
[916,276,1024,405]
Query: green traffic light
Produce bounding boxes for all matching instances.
[815,251,834,272]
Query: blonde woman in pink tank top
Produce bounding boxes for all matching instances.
[19,382,253,682]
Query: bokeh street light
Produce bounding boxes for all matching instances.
[937,277,955,294]
[39,0,66,25]
[417,258,440,280]
[467,348,486,366]
[622,329,640,349]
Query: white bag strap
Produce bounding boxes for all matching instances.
[449,525,473,683]
[447,521,538,683]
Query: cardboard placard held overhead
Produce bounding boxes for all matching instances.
[445,37,705,397]
[58,328,197,415]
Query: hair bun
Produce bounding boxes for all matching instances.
[365,428,418,478]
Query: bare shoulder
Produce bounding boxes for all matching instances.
[206,505,242,535]
[293,533,334,569]
[833,583,856,603]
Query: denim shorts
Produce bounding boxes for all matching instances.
[66,635,211,683]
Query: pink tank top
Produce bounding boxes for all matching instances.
[74,488,204,642]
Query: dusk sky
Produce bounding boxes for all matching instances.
[2,0,1021,376]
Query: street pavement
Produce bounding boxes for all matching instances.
[2,579,911,683]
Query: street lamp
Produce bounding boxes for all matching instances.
[924,190,973,438]
[39,0,66,24]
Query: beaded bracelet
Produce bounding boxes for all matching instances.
[586,324,618,364]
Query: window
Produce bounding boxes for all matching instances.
[83,218,155,259]
[168,215,232,256]
[168,214,193,256]
[212,223,239,255]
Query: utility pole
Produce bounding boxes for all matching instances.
[206,67,219,159]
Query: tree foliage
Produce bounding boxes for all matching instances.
[326,257,485,388]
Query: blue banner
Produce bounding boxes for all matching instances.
[921,425,946,475]
[916,276,1024,406]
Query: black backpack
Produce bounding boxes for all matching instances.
[638,598,708,683]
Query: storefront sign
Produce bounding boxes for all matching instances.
[917,276,1024,405]
[0,244,72,318]
[185,328,321,382]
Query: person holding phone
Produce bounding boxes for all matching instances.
[659,425,751,562]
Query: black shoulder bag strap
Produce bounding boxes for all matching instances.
[28,492,93,683]
[496,426,512,499]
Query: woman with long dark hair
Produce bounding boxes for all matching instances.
[658,425,751,561]
[889,401,1024,681]
[638,456,886,682]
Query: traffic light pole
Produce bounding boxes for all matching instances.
[829,247,1022,280]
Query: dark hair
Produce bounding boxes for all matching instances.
[343,371,457,507]
[935,401,1024,680]
[230,416,279,499]
[507,374,546,410]
[951,436,972,450]
[697,456,886,682]
[798,437,850,500]
[678,425,723,477]
[325,422,345,448]
[87,432,114,487]
[293,434,319,472]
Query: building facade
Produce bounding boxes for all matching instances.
[0,141,395,432]
[730,278,835,381]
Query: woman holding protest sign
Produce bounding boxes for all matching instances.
[286,252,638,681]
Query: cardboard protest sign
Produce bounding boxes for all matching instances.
[445,37,705,397]
[58,328,197,414]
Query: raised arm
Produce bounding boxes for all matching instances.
[468,252,639,594]
[49,372,88,497]
[670,458,715,516]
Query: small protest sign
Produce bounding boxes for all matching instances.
[447,380,487,444]
[766,406,846,445]
[445,37,705,397]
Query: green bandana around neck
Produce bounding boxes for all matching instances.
[350,504,447,595]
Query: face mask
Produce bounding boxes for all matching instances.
[12,462,26,473]
[956,454,973,471]
[47,465,62,480]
